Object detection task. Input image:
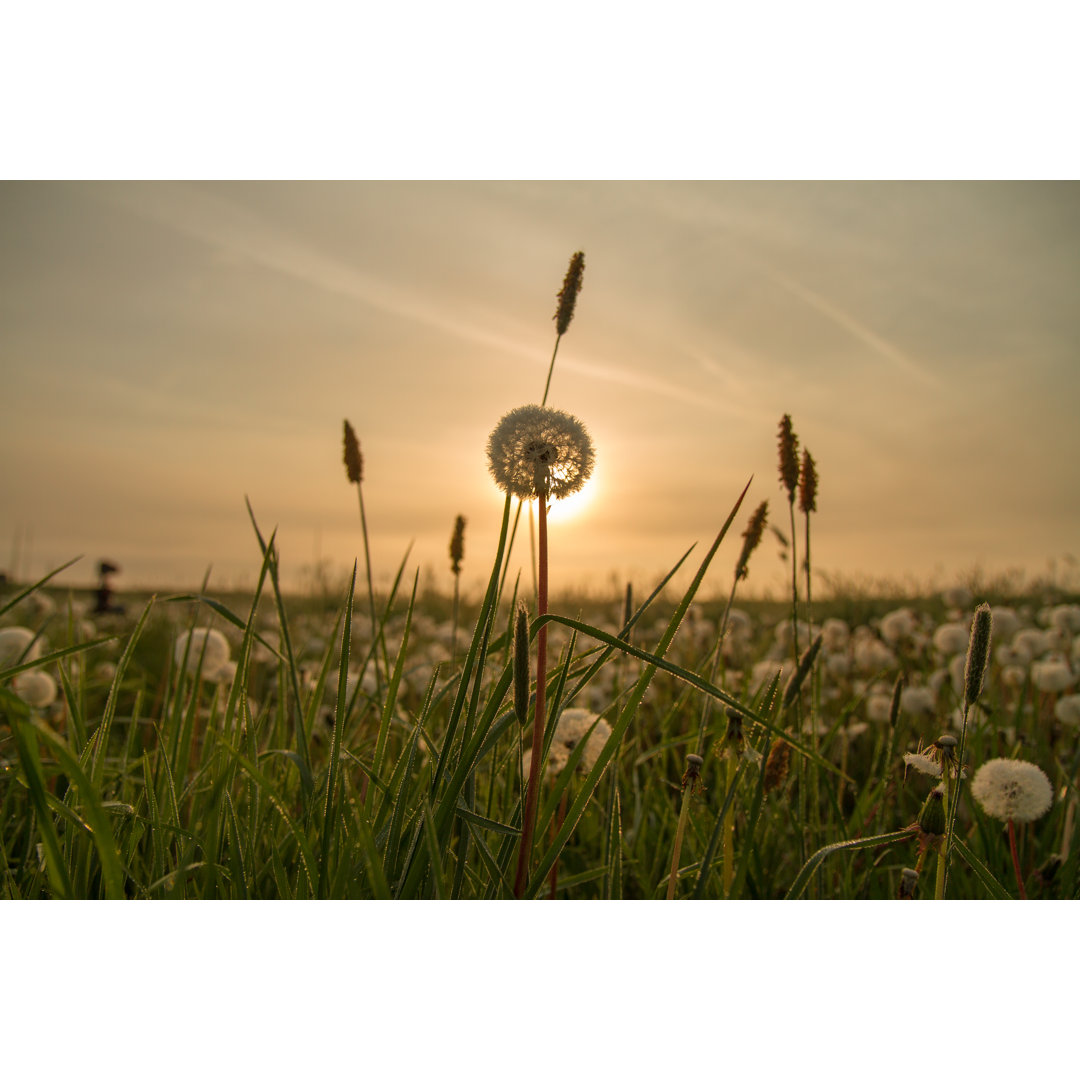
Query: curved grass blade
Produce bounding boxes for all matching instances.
[785,829,915,899]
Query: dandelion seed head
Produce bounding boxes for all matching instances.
[1031,658,1075,694]
[0,626,42,669]
[175,628,231,679]
[13,669,58,709]
[970,758,1053,823]
[486,404,595,501]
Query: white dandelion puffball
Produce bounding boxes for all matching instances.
[864,693,893,724]
[175,628,231,678]
[900,685,936,717]
[1053,694,1080,729]
[1012,628,1051,663]
[879,608,918,645]
[990,607,1020,642]
[971,758,1053,823]
[1031,659,1075,694]
[821,618,850,653]
[1049,604,1080,634]
[486,404,595,501]
[522,708,612,777]
[13,669,58,709]
[933,622,970,656]
[0,626,43,669]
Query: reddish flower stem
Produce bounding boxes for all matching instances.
[1008,818,1027,900]
[514,493,549,898]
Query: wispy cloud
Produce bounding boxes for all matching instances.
[91,182,727,412]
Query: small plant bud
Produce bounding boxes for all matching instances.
[917,787,947,837]
[898,867,919,900]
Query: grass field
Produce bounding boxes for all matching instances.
[3,518,1077,899]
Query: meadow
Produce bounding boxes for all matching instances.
[2,256,1078,901]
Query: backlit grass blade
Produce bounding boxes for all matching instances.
[785,829,915,899]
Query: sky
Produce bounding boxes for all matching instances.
[3,180,1079,600]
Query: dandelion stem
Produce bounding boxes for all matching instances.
[722,751,737,898]
[1008,818,1027,899]
[514,492,549,898]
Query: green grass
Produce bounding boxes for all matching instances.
[3,505,1077,899]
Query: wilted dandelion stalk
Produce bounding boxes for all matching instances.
[666,754,703,899]
[487,404,595,898]
[343,419,382,686]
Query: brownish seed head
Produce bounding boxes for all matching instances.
[554,251,585,336]
[798,448,818,514]
[735,500,769,581]
[343,420,363,484]
[964,603,994,707]
[764,739,791,793]
[449,515,466,576]
[777,415,799,502]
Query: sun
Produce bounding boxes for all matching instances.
[547,472,599,523]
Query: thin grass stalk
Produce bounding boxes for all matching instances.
[666,754,703,899]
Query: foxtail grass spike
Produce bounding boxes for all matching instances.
[735,500,769,580]
[554,251,585,336]
[778,414,799,503]
[449,515,466,576]
[964,602,993,707]
[798,449,817,514]
[343,419,363,484]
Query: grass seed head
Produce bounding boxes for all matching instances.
[764,738,791,793]
[735,500,769,580]
[554,251,585,336]
[782,632,824,710]
[963,602,993,707]
[777,414,799,503]
[798,448,818,514]
[343,419,363,484]
[449,515,466,576]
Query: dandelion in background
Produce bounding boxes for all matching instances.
[490,403,595,898]
[0,626,42,670]
[971,757,1053,898]
[175,627,231,680]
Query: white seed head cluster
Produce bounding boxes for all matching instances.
[175,628,231,679]
[970,758,1053,823]
[13,669,58,709]
[0,626,43,669]
[522,708,611,777]
[486,404,595,501]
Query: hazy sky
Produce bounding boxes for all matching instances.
[2,181,1078,599]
